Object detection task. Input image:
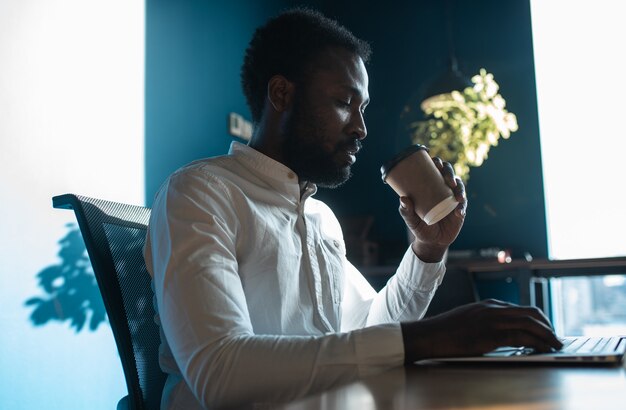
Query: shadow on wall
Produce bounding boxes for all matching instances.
[25,224,107,332]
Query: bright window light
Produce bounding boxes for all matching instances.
[531,0,626,259]
[550,275,626,336]
[0,1,144,409]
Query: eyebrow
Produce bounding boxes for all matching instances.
[340,85,370,105]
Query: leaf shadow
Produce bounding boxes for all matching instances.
[25,223,106,332]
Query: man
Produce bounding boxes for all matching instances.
[144,8,562,409]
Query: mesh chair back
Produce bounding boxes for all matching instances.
[53,194,166,410]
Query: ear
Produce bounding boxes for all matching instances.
[267,75,294,113]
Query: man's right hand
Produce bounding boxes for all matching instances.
[401,299,563,363]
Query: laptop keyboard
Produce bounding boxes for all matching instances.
[488,336,623,357]
[558,336,621,354]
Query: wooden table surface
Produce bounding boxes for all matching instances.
[279,362,626,409]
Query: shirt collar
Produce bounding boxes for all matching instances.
[229,141,318,200]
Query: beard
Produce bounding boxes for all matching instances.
[281,96,361,189]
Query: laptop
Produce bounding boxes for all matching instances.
[422,336,626,364]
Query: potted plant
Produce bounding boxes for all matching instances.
[409,69,519,182]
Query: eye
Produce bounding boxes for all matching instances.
[336,99,351,108]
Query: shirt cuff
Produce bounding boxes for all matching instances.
[353,323,404,377]
[397,246,446,292]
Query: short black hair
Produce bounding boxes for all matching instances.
[241,7,371,124]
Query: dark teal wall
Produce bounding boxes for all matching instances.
[145,0,287,204]
[145,0,548,262]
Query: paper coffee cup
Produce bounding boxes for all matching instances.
[381,145,459,225]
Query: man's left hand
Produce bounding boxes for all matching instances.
[398,157,467,263]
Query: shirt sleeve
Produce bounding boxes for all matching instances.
[341,247,446,331]
[146,170,405,409]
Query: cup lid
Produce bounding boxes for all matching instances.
[380,144,429,182]
[423,195,459,225]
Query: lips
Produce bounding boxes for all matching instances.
[345,140,361,154]
[342,142,360,165]
[345,152,356,165]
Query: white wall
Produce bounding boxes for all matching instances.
[0,1,144,408]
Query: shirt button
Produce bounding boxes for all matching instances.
[287,172,295,179]
[333,240,340,248]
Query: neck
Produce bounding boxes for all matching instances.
[248,114,287,165]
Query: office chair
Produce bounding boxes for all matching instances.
[53,194,166,410]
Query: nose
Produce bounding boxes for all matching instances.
[350,111,367,141]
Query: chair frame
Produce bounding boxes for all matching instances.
[53,193,165,409]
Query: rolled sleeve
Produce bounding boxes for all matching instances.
[366,247,446,326]
[353,323,404,377]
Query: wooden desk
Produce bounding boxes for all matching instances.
[279,362,626,409]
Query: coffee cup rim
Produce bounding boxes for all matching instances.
[380,144,429,183]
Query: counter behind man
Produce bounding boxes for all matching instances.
[144,8,562,409]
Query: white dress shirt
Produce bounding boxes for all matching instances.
[144,142,446,409]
